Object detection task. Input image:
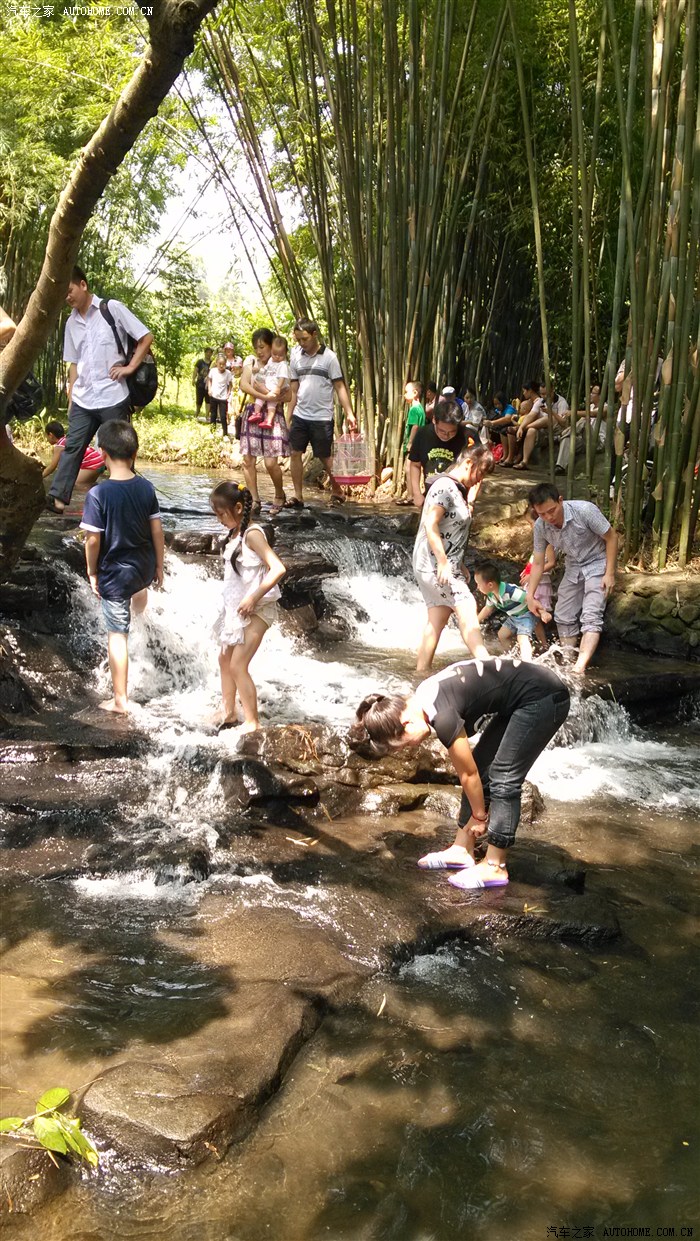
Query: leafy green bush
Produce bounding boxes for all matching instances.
[11,403,243,470]
[0,1087,99,1168]
[132,406,240,468]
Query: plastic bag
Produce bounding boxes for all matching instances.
[333,432,372,485]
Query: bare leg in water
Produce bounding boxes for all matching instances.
[100,589,147,713]
[218,616,269,730]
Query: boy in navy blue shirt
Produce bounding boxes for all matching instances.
[80,420,164,714]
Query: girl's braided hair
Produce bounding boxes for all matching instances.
[347,692,408,757]
[210,481,254,575]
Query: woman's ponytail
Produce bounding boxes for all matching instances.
[347,692,408,756]
[210,481,255,575]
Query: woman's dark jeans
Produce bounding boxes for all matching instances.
[458,690,571,849]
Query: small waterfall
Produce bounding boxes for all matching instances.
[305,531,468,656]
[301,533,410,578]
[558,692,634,745]
[63,551,407,731]
[530,692,700,813]
[42,533,700,834]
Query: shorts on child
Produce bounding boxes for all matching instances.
[101,597,131,634]
[216,601,278,648]
[500,610,537,637]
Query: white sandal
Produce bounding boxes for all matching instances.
[417,851,475,871]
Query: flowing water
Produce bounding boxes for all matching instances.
[1,468,699,1238]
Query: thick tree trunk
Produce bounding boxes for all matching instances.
[0,0,217,579]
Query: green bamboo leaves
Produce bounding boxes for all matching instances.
[0,1088,99,1169]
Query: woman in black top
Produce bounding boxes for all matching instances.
[349,659,570,890]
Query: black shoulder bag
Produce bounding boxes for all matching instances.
[99,299,158,412]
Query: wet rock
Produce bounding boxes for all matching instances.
[79,907,367,1167]
[0,643,39,716]
[359,784,430,815]
[0,1141,77,1216]
[279,602,319,635]
[166,530,218,556]
[315,617,351,644]
[454,886,621,947]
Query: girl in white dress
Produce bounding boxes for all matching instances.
[210,482,286,731]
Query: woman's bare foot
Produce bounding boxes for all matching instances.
[448,857,509,890]
[239,721,259,734]
[417,843,475,870]
[98,698,129,714]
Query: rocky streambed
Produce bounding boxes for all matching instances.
[1,498,699,1237]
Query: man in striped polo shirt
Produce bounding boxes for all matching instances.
[286,318,356,507]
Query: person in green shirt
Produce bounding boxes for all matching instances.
[399,380,425,504]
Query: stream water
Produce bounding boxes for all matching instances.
[1,466,699,1238]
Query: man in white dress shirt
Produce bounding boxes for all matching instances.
[46,266,153,514]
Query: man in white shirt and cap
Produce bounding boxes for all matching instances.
[46,266,153,514]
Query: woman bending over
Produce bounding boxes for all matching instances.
[350,658,570,891]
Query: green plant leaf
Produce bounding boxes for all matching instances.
[60,1128,84,1157]
[33,1116,68,1154]
[36,1087,70,1112]
[57,1118,99,1167]
[0,1117,25,1132]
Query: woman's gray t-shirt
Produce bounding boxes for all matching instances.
[412,476,473,579]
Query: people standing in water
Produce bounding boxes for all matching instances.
[412,444,494,672]
[210,482,286,732]
[527,482,617,674]
[80,421,164,715]
[349,659,570,890]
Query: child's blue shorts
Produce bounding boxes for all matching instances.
[500,611,536,637]
[101,597,131,634]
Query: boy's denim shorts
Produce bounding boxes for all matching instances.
[101,597,131,634]
[500,611,536,637]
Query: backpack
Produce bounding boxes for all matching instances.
[4,371,44,425]
[99,299,158,412]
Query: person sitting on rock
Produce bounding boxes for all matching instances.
[43,420,106,490]
[210,481,286,732]
[349,658,570,889]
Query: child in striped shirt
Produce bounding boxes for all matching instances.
[474,559,551,662]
